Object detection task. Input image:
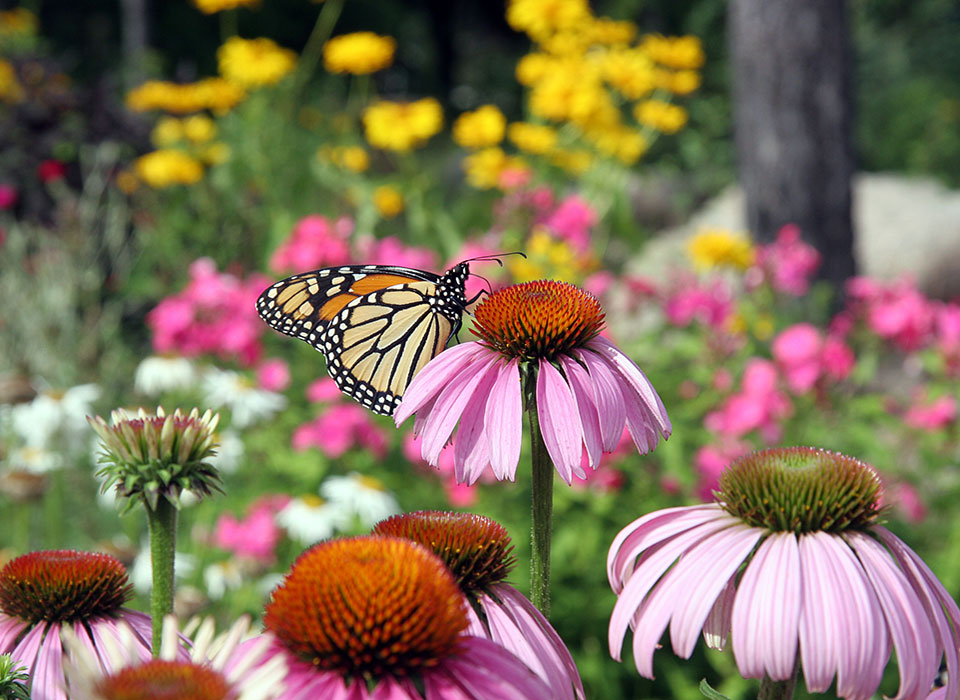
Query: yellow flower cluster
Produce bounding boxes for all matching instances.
[686,228,756,271]
[462,148,527,189]
[505,0,703,170]
[0,59,23,103]
[507,122,557,154]
[362,98,443,152]
[373,185,404,218]
[452,105,506,149]
[0,7,37,38]
[318,145,370,173]
[217,37,297,88]
[323,32,396,75]
[134,150,205,188]
[126,78,245,114]
[151,115,218,147]
[192,0,260,13]
[508,228,595,282]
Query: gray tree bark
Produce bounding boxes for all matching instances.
[728,0,856,287]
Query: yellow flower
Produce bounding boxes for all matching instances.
[462,147,525,189]
[114,170,140,195]
[323,32,396,75]
[321,145,370,172]
[601,47,656,100]
[586,18,637,45]
[640,34,705,69]
[529,64,616,131]
[515,52,555,86]
[134,149,205,188]
[0,8,37,37]
[584,126,648,165]
[507,122,557,154]
[125,78,245,114]
[373,185,404,218]
[686,228,756,271]
[753,314,775,341]
[508,228,591,282]
[362,98,443,152]
[452,105,506,149]
[150,116,184,147]
[549,148,592,174]
[634,99,688,134]
[656,69,701,95]
[182,114,217,143]
[0,59,23,103]
[192,0,260,12]
[506,0,592,42]
[217,37,297,88]
[200,142,231,165]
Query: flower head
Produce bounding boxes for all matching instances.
[686,228,755,271]
[396,280,670,485]
[261,535,551,698]
[217,37,296,88]
[89,406,222,511]
[0,550,158,699]
[452,105,507,149]
[362,98,443,152]
[374,511,585,699]
[608,447,960,700]
[323,32,396,75]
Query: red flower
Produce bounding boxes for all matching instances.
[37,160,67,183]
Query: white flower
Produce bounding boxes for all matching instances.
[10,383,100,448]
[134,355,198,396]
[209,429,244,474]
[275,497,342,545]
[5,445,61,473]
[204,560,244,600]
[202,368,286,429]
[321,472,401,530]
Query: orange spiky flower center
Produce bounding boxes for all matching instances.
[93,660,232,700]
[373,511,515,597]
[472,280,605,361]
[263,536,468,679]
[717,447,884,533]
[0,550,132,624]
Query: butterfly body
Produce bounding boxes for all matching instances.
[257,263,470,415]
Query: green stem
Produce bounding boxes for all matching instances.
[145,498,178,655]
[525,367,553,617]
[757,657,800,700]
[287,0,346,115]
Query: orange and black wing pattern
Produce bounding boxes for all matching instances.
[256,263,470,415]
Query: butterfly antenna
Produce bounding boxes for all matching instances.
[461,251,526,268]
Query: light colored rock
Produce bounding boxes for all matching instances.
[633,173,960,297]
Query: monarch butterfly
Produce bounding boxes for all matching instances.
[257,262,476,416]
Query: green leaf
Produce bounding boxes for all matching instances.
[699,679,732,700]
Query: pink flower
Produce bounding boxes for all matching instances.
[0,184,17,210]
[705,359,791,441]
[498,167,532,190]
[821,334,855,381]
[693,440,751,501]
[256,358,290,392]
[542,195,596,254]
[884,481,928,524]
[904,393,957,432]
[935,302,960,376]
[262,536,553,699]
[608,448,960,699]
[752,224,821,296]
[305,377,342,403]
[353,234,437,270]
[772,324,856,394]
[214,502,284,563]
[402,433,481,507]
[396,281,670,485]
[0,550,170,700]
[374,512,585,700]
[269,215,353,273]
[293,403,388,458]
[846,277,937,352]
[662,276,733,330]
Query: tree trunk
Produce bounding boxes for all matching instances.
[728,0,856,288]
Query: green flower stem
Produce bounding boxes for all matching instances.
[525,369,553,617]
[287,0,345,114]
[758,658,800,700]
[145,498,178,655]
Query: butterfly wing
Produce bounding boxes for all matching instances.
[256,264,468,415]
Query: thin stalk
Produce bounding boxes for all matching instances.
[525,366,554,617]
[287,0,345,116]
[145,498,178,655]
[757,657,800,700]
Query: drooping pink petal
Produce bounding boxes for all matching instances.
[702,576,736,650]
[607,505,726,590]
[420,355,499,466]
[394,342,488,426]
[536,360,583,484]
[731,532,802,681]
[559,356,602,469]
[453,363,499,485]
[32,624,66,700]
[874,526,960,700]
[575,348,626,451]
[588,336,671,437]
[11,622,45,676]
[485,358,523,481]
[845,531,939,700]
[436,637,553,699]
[0,618,28,651]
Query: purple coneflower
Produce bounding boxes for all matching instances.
[373,510,585,700]
[62,615,285,700]
[260,535,552,699]
[0,550,158,700]
[396,280,670,485]
[607,447,960,700]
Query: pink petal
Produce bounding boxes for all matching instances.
[0,617,28,650]
[731,533,802,681]
[575,349,626,451]
[702,576,736,650]
[394,342,488,426]
[11,622,46,675]
[588,336,671,436]
[420,355,499,466]
[484,358,523,481]
[33,625,66,700]
[848,530,939,700]
[536,360,584,484]
[453,362,499,485]
[559,356,602,469]
[438,637,553,699]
